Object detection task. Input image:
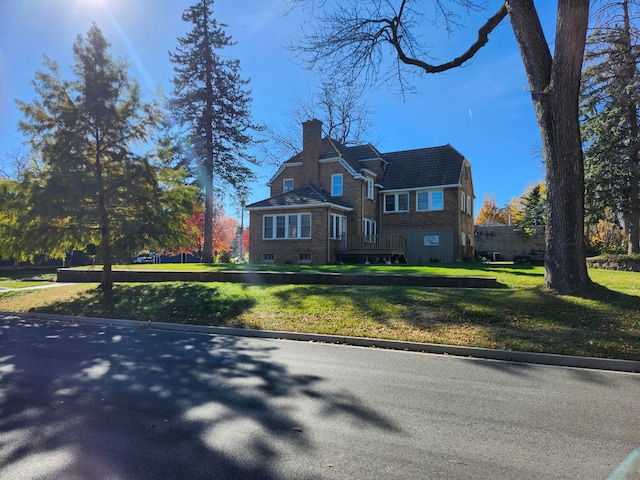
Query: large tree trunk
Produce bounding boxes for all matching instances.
[203,168,214,263]
[622,0,640,254]
[627,208,640,254]
[508,0,592,294]
[99,200,113,290]
[96,149,114,290]
[202,17,215,265]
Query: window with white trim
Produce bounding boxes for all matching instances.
[331,174,343,196]
[263,214,312,240]
[365,177,374,200]
[330,213,347,240]
[363,218,377,242]
[417,190,444,211]
[262,253,275,263]
[283,178,293,193]
[466,196,473,216]
[461,192,466,212]
[462,232,467,246]
[384,193,409,212]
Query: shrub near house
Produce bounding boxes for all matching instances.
[246,119,475,265]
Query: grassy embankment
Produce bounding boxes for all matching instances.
[0,263,638,360]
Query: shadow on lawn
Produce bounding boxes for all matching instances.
[30,283,258,328]
[272,283,640,360]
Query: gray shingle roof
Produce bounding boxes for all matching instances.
[283,137,375,175]
[277,140,466,191]
[380,144,465,190]
[246,183,353,210]
[348,144,384,162]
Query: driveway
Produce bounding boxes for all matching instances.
[1,314,638,479]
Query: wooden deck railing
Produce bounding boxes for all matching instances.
[334,234,407,254]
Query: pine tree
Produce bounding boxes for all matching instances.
[519,184,547,228]
[17,25,193,289]
[581,0,640,254]
[170,0,260,263]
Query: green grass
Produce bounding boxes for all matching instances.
[1,264,639,360]
[91,261,543,288]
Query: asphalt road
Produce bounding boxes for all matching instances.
[1,315,638,480]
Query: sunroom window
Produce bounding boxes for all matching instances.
[263,214,312,240]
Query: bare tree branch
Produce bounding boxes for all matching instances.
[290,0,509,90]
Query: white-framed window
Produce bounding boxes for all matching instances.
[297,252,312,264]
[417,190,444,211]
[301,213,311,238]
[283,178,294,193]
[424,234,440,246]
[462,232,467,246]
[363,218,377,242]
[331,173,343,196]
[466,196,473,216]
[461,192,466,212]
[262,252,275,263]
[365,177,374,200]
[330,213,347,240]
[384,192,409,212]
[263,213,312,240]
[288,214,298,238]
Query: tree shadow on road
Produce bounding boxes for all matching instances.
[0,316,399,479]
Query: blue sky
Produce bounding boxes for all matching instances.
[0,0,557,221]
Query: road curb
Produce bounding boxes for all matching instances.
[2,310,639,373]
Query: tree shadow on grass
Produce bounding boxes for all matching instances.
[0,315,400,479]
[29,283,259,328]
[271,283,640,361]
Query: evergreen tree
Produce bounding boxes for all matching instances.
[580,0,640,254]
[17,25,193,289]
[0,179,27,261]
[519,183,547,228]
[170,0,260,263]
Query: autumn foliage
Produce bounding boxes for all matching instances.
[475,194,508,224]
[172,203,239,260]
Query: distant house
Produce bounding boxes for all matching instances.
[246,119,475,264]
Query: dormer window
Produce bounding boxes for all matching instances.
[283,178,293,193]
[331,174,343,196]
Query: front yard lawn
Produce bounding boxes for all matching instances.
[0,263,638,360]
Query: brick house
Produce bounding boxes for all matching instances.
[246,119,475,264]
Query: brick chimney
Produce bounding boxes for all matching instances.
[302,119,322,183]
